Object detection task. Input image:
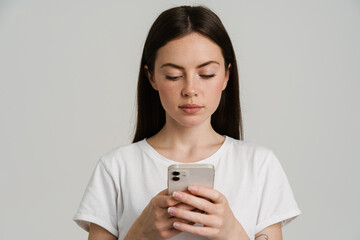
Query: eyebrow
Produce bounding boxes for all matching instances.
[160,60,220,70]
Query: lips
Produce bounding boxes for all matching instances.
[179,104,203,114]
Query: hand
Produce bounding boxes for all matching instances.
[167,186,250,240]
[124,189,195,240]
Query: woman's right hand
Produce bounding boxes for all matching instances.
[124,189,193,240]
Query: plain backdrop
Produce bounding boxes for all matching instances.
[0,0,359,239]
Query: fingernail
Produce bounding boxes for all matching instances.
[188,185,198,192]
[173,191,182,199]
[168,207,176,215]
[173,222,180,228]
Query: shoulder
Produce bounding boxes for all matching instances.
[224,136,280,170]
[225,136,274,159]
[99,139,146,170]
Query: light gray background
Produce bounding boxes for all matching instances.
[0,0,359,239]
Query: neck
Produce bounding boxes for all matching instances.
[149,117,224,149]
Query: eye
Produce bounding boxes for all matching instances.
[200,74,215,79]
[166,75,182,80]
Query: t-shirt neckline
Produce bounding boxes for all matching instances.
[139,136,230,167]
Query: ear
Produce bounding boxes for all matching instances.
[222,63,231,90]
[144,65,158,90]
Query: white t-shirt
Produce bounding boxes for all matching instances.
[73,136,301,240]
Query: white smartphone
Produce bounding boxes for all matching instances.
[167,164,215,195]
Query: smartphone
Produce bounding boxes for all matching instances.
[167,164,215,195]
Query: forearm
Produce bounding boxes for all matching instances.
[233,219,250,240]
[88,223,117,240]
[123,218,149,240]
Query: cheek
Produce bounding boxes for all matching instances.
[205,79,226,108]
[157,85,178,106]
[209,79,226,97]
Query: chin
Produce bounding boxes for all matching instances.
[175,116,210,128]
[165,111,212,128]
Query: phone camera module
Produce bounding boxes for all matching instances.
[172,177,180,181]
[172,171,180,176]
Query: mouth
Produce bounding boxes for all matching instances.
[179,104,203,114]
[179,103,203,108]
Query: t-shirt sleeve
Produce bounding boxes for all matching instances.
[255,150,301,234]
[73,158,119,237]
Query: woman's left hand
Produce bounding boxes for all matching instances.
[167,185,250,240]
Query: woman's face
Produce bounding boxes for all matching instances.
[147,32,229,128]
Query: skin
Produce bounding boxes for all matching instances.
[145,32,230,164]
[88,32,283,239]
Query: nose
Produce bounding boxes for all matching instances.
[181,77,198,97]
[182,89,197,97]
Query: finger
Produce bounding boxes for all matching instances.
[157,188,170,196]
[168,216,194,225]
[174,203,196,211]
[157,195,180,208]
[187,185,225,204]
[155,189,180,208]
[172,221,218,238]
[172,191,215,214]
[168,206,214,226]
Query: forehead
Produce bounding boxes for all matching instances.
[155,32,224,68]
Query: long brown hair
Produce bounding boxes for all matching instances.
[133,6,243,142]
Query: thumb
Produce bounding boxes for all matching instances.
[155,189,179,208]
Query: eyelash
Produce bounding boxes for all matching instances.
[201,74,215,79]
[165,74,215,80]
[166,76,181,80]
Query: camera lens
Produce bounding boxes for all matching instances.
[172,177,180,181]
[172,171,180,176]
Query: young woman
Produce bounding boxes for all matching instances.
[73,6,301,240]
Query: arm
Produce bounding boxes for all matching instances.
[88,223,117,240]
[124,189,191,240]
[88,189,195,240]
[255,223,282,240]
